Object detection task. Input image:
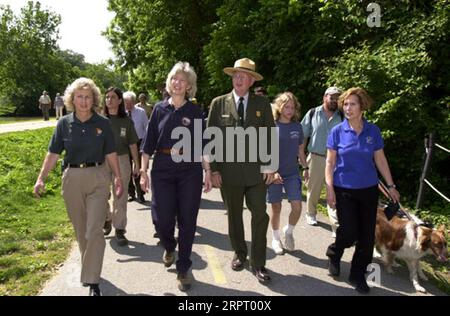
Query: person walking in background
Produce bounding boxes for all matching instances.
[325,87,400,294]
[300,86,343,237]
[207,58,275,283]
[54,93,65,120]
[124,91,148,203]
[267,92,307,255]
[103,87,140,246]
[140,62,212,291]
[137,93,153,118]
[38,90,52,121]
[33,78,123,296]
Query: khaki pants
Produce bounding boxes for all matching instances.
[106,154,131,230]
[62,164,110,284]
[55,106,64,119]
[305,153,339,232]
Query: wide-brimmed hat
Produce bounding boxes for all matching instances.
[223,58,263,81]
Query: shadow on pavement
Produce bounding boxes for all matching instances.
[200,198,226,211]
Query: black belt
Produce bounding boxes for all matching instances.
[311,152,326,157]
[157,148,183,155]
[66,162,103,168]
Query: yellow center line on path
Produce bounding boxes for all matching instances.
[203,245,227,285]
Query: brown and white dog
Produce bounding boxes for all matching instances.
[375,208,448,293]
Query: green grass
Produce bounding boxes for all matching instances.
[309,186,450,295]
[0,128,73,295]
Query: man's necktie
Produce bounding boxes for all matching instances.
[237,97,244,126]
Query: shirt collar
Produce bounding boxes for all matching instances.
[162,98,190,111]
[318,104,341,118]
[232,91,249,105]
[161,99,171,108]
[70,111,99,124]
[343,118,368,132]
[127,105,138,113]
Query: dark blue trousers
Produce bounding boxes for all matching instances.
[151,163,203,274]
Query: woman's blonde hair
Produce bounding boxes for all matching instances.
[165,62,197,99]
[63,77,102,112]
[272,92,301,122]
[338,87,374,112]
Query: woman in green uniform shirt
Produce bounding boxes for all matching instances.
[34,78,123,296]
[103,87,140,246]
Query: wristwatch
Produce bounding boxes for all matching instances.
[387,184,396,189]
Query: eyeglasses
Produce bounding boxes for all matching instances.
[232,73,250,81]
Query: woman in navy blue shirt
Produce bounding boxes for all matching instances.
[139,62,212,292]
[325,87,399,294]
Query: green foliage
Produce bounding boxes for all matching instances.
[105,0,220,102]
[105,0,449,206]
[0,128,73,295]
[0,2,64,116]
[0,3,127,116]
[324,1,449,203]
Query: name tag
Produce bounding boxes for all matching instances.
[120,128,126,137]
[221,114,230,118]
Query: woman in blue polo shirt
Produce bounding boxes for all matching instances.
[324,87,400,294]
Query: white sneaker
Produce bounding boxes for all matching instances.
[272,239,284,255]
[306,214,318,226]
[283,228,295,252]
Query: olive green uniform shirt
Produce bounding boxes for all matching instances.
[108,115,139,155]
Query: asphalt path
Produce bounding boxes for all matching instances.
[0,120,57,134]
[39,182,445,296]
[1,120,444,296]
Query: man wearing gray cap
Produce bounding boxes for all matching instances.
[300,86,343,236]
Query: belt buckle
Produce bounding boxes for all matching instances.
[80,163,86,168]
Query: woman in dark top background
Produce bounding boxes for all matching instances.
[103,87,140,246]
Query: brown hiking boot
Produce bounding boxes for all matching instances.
[177,272,191,291]
[163,250,175,267]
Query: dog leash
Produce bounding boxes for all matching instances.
[378,180,415,222]
[378,180,433,228]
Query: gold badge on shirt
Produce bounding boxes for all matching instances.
[182,117,191,126]
[96,128,103,135]
[256,111,261,117]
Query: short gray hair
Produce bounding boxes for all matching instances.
[165,62,197,99]
[63,77,101,112]
[123,91,137,102]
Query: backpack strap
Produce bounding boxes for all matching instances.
[309,107,316,122]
